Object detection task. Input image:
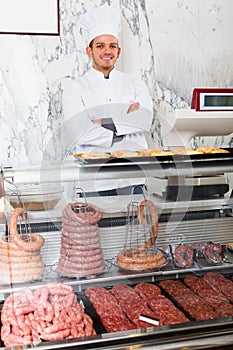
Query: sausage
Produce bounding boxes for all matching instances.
[0,237,41,256]
[0,237,29,250]
[0,259,44,270]
[58,203,104,278]
[116,199,161,271]
[173,245,194,268]
[60,246,103,258]
[1,283,96,347]
[60,244,102,256]
[43,322,68,334]
[63,202,102,225]
[62,218,99,231]
[0,271,44,284]
[9,208,44,252]
[61,233,100,247]
[117,249,164,264]
[117,249,166,270]
[0,253,42,263]
[3,334,33,347]
[46,282,74,295]
[62,227,100,240]
[57,255,105,270]
[26,312,43,334]
[0,264,44,279]
[56,263,105,276]
[0,248,40,260]
[60,253,103,264]
[61,241,101,250]
[83,314,94,337]
[60,238,101,251]
[203,243,222,263]
[137,199,158,248]
[33,286,49,305]
[40,328,71,341]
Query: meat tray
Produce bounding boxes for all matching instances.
[1,274,233,350]
[76,293,106,334]
[82,272,233,333]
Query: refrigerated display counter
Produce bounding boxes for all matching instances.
[0,150,233,349]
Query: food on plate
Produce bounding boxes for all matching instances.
[111,149,139,158]
[1,283,96,347]
[173,244,194,268]
[137,149,173,156]
[0,208,45,283]
[203,242,222,264]
[74,151,111,159]
[56,202,105,278]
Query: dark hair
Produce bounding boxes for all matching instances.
[89,40,94,48]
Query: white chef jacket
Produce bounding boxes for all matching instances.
[62,67,153,192]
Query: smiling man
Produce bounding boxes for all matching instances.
[62,5,153,195]
[86,35,121,79]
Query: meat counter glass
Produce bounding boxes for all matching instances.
[0,151,233,350]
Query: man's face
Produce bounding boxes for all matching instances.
[86,34,121,75]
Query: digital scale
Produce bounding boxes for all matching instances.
[166,88,233,147]
[153,88,233,203]
[191,88,233,111]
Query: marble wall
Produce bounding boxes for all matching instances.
[0,0,232,168]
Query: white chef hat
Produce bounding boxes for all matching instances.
[80,5,122,46]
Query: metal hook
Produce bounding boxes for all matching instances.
[72,186,87,204]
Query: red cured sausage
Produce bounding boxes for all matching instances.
[116,199,161,271]
[137,199,158,248]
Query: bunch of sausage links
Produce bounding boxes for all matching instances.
[0,207,45,283]
[117,199,166,270]
[56,202,105,278]
[1,282,96,347]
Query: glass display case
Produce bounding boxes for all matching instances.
[1,151,233,349]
